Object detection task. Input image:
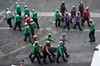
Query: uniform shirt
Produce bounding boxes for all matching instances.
[24,25,30,34]
[60,36,68,46]
[55,12,60,20]
[71,8,76,16]
[82,10,90,18]
[24,8,30,16]
[32,44,38,55]
[31,11,37,19]
[25,17,30,24]
[14,14,21,23]
[29,22,36,30]
[75,14,81,22]
[56,45,62,55]
[16,5,21,13]
[5,11,13,19]
[64,15,69,23]
[90,22,95,31]
[45,36,53,43]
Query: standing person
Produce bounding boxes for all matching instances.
[60,1,67,22]
[13,12,21,31]
[79,1,84,17]
[29,19,36,37]
[55,9,61,27]
[5,8,13,28]
[70,6,76,23]
[73,11,83,31]
[63,12,70,30]
[56,41,67,63]
[25,15,31,24]
[31,9,40,29]
[30,41,42,65]
[24,23,32,43]
[60,33,70,58]
[16,2,21,16]
[89,19,95,42]
[43,41,54,64]
[24,5,30,16]
[82,7,90,27]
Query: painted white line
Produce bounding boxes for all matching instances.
[46,27,57,34]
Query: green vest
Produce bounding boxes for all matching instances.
[55,12,60,20]
[56,45,62,55]
[31,11,37,19]
[16,5,21,13]
[24,25,30,34]
[30,22,36,30]
[14,14,21,23]
[32,45,38,55]
[24,8,30,16]
[90,22,95,31]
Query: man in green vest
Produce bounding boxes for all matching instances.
[55,9,61,27]
[29,19,36,37]
[24,5,30,16]
[31,41,42,64]
[31,9,40,29]
[16,2,21,16]
[89,19,95,42]
[24,23,31,42]
[56,41,67,63]
[13,12,21,31]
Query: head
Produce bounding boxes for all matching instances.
[16,2,18,5]
[25,23,28,26]
[25,15,28,18]
[46,41,50,46]
[62,1,65,5]
[31,9,35,12]
[89,19,93,23]
[80,1,83,5]
[59,41,63,46]
[34,41,39,46]
[6,8,9,11]
[65,12,68,16]
[86,7,89,11]
[77,11,80,15]
[30,19,33,22]
[56,9,59,13]
[25,5,27,8]
[33,35,37,39]
[48,33,52,37]
[62,33,66,37]
[14,12,17,15]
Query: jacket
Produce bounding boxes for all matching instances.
[31,11,37,19]
[14,14,21,23]
[29,22,36,30]
[5,11,13,19]
[55,12,60,20]
[56,45,62,55]
[24,8,30,16]
[24,25,30,34]
[16,5,21,13]
[82,10,90,18]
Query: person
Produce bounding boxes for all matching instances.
[73,11,83,31]
[82,7,90,27]
[24,23,31,42]
[79,1,84,17]
[15,2,21,16]
[13,12,21,31]
[55,9,61,27]
[24,5,30,16]
[29,19,36,37]
[56,41,67,63]
[89,19,95,42]
[30,41,42,64]
[70,6,76,23]
[25,15,31,24]
[60,33,70,58]
[43,41,54,64]
[5,8,13,28]
[63,12,70,30]
[60,1,67,22]
[31,9,40,29]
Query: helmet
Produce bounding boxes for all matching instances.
[16,2,18,5]
[65,12,68,15]
[6,8,9,11]
[77,11,80,14]
[62,33,66,36]
[73,5,75,8]
[25,15,28,18]
[30,19,33,22]
[25,5,27,8]
[35,41,39,44]
[62,1,65,3]
[25,23,28,25]
[31,9,34,12]
[59,41,63,44]
[48,33,52,36]
[89,19,93,22]
[33,35,37,38]
[86,7,89,10]
[14,12,17,15]
[56,9,59,12]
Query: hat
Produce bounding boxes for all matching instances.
[16,2,18,5]
[48,33,52,36]
[25,23,28,25]
[86,7,89,10]
[59,41,63,44]
[62,1,65,3]
[31,9,34,12]
[62,33,66,36]
[33,35,37,38]
[30,19,33,22]
[77,11,80,14]
[65,12,68,15]
[73,5,75,8]
[25,15,28,17]
[25,5,27,8]
[6,8,9,11]
[35,41,39,44]
[89,19,93,22]
[56,9,59,12]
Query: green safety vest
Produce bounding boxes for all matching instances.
[56,45,62,55]
[32,45,38,55]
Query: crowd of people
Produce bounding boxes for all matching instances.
[4,0,96,65]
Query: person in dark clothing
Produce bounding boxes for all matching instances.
[43,41,54,64]
[79,1,84,17]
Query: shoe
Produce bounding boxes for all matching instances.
[50,60,54,63]
[39,62,43,65]
[66,55,70,57]
[57,61,60,63]
[31,60,34,63]
[82,24,84,26]
[53,55,56,58]
[92,40,95,42]
[89,40,93,42]
[80,29,83,31]
[43,62,48,64]
[19,30,22,31]
[64,60,68,62]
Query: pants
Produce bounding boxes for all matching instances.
[73,22,82,30]
[55,19,61,27]
[70,15,76,23]
[31,29,35,37]
[24,33,31,42]
[13,21,21,31]
[33,18,40,29]
[29,52,42,59]
[62,47,69,58]
[89,30,95,41]
[82,17,90,27]
[57,53,66,62]
[17,12,21,16]
[31,52,41,64]
[7,18,12,27]
[43,51,52,63]
[63,22,70,30]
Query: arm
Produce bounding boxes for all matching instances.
[46,46,51,55]
[5,13,7,19]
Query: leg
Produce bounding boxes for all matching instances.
[77,22,82,31]
[92,30,95,41]
[35,53,41,64]
[73,23,77,29]
[24,34,28,41]
[9,18,12,27]
[43,52,48,64]
[34,19,40,29]
[28,33,32,42]
[13,23,18,30]
[31,29,35,37]
[86,17,90,27]
[56,53,61,63]
[58,19,61,27]
[67,22,70,30]
[82,18,86,26]
[89,31,92,42]
[29,52,33,59]
[55,19,58,27]
[18,22,21,31]
[47,53,54,63]
[62,54,67,62]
